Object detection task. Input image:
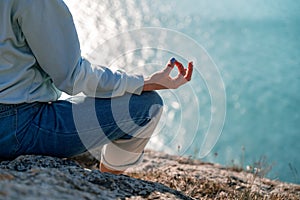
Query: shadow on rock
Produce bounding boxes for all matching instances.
[0,155,191,200]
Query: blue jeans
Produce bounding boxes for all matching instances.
[0,92,163,160]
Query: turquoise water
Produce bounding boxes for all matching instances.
[65,0,300,184]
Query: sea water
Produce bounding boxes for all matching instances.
[64,0,300,184]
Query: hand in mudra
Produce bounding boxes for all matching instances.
[143,58,193,91]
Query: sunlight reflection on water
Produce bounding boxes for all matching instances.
[64,0,300,184]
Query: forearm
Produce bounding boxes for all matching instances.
[69,59,144,97]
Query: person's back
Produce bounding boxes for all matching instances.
[0,0,62,104]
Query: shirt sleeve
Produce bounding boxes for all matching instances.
[18,0,144,98]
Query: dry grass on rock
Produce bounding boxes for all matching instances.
[125,150,300,200]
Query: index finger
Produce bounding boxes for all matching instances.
[174,60,186,76]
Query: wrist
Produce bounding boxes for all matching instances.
[143,79,167,91]
[143,78,152,91]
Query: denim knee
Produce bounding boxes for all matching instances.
[101,92,163,171]
[145,91,164,118]
[148,91,164,107]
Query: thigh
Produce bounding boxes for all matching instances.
[15,101,87,158]
[109,91,164,138]
[16,91,163,158]
[67,91,164,155]
[71,91,163,147]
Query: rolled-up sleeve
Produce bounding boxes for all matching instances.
[18,0,144,98]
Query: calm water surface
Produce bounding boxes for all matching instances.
[65,0,300,184]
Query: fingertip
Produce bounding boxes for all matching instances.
[188,62,194,71]
[170,57,176,64]
[168,58,176,68]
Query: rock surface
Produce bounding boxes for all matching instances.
[0,150,299,200]
[0,155,189,200]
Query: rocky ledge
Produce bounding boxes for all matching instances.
[0,150,299,200]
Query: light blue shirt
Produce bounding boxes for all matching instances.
[0,0,144,104]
